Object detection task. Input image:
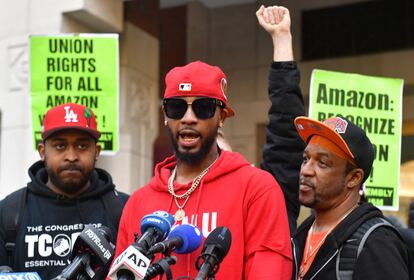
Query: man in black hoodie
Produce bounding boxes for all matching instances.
[0,103,128,279]
[258,5,413,279]
[292,116,412,279]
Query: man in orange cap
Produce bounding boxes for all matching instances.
[257,5,413,279]
[0,103,128,279]
[292,116,413,279]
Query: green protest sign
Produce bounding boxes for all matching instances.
[309,69,403,210]
[30,34,119,153]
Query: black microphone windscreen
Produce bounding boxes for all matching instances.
[204,226,232,261]
[71,225,114,266]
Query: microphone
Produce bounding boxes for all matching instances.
[53,225,114,280]
[108,211,174,280]
[0,266,42,280]
[0,272,42,279]
[0,266,13,272]
[109,245,150,280]
[147,224,202,255]
[195,226,232,280]
[135,211,175,256]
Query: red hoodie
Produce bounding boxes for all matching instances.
[114,151,292,279]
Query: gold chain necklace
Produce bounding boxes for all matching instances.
[298,204,358,279]
[168,157,218,222]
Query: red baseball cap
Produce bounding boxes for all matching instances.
[42,103,101,140]
[164,61,235,117]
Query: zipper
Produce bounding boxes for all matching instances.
[309,250,339,280]
[291,237,298,280]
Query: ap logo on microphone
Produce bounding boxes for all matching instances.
[108,246,150,279]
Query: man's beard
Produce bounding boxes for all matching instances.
[168,126,218,165]
[45,157,94,195]
[299,174,347,209]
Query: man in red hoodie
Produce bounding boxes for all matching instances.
[113,60,292,279]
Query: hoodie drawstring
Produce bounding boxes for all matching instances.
[167,194,174,218]
[184,178,206,277]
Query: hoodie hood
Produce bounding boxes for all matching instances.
[330,202,384,243]
[27,160,116,200]
[295,202,383,243]
[148,150,251,193]
[293,201,384,276]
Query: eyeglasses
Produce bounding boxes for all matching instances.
[163,98,225,120]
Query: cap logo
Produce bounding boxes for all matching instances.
[84,107,92,127]
[64,105,78,123]
[221,78,228,100]
[309,123,323,131]
[324,117,348,134]
[179,83,191,92]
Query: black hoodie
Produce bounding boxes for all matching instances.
[0,160,128,279]
[292,202,413,280]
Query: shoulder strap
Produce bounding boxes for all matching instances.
[2,188,27,266]
[336,217,396,280]
[101,190,126,232]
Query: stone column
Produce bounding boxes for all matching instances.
[98,23,159,194]
[0,0,159,197]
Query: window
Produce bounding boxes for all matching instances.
[302,0,414,60]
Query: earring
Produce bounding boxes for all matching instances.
[164,120,168,126]
[219,122,223,128]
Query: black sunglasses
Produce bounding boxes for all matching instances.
[163,98,225,120]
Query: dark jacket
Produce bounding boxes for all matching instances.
[260,61,306,233]
[0,160,129,279]
[292,202,413,280]
[409,201,414,228]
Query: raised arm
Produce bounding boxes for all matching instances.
[256,5,293,61]
[257,5,306,234]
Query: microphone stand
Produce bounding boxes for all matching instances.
[195,253,220,280]
[52,254,94,280]
[144,255,176,280]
